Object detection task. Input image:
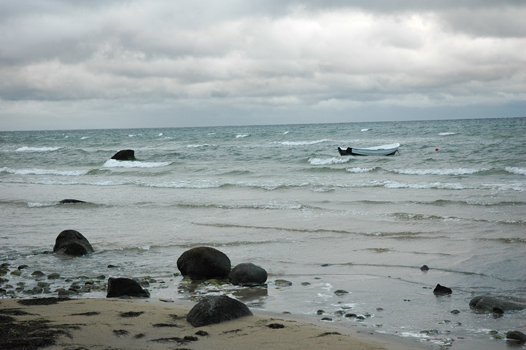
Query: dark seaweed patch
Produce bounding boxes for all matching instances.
[17,297,71,306]
[0,318,78,350]
[119,311,144,318]
[70,312,100,316]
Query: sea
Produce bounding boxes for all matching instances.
[1,118,525,349]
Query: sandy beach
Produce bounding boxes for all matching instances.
[0,297,425,350]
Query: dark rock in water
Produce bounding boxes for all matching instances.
[186,295,252,327]
[420,265,429,271]
[177,247,231,279]
[334,289,349,296]
[507,331,526,343]
[111,149,136,160]
[59,199,86,204]
[469,296,525,312]
[433,284,452,295]
[274,279,292,287]
[53,230,94,256]
[229,263,267,286]
[106,277,150,298]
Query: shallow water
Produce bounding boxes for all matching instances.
[1,118,525,349]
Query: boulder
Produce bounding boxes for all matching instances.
[53,230,94,256]
[59,199,86,204]
[177,247,231,279]
[106,277,150,298]
[186,295,253,327]
[229,263,267,286]
[433,284,452,295]
[111,149,136,160]
[507,331,526,343]
[469,296,525,313]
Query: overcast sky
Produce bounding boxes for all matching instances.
[1,0,525,130]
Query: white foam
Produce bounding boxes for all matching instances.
[279,139,330,146]
[236,134,249,138]
[361,128,370,132]
[187,144,210,148]
[309,157,350,165]
[283,131,290,135]
[346,167,374,173]
[438,132,456,136]
[16,146,61,152]
[0,167,88,176]
[80,136,90,140]
[103,159,171,168]
[392,168,486,176]
[505,167,526,176]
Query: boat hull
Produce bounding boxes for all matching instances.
[338,143,400,156]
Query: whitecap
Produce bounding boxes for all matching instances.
[236,134,249,138]
[439,132,456,136]
[279,139,330,146]
[361,128,370,132]
[103,159,171,168]
[16,146,61,152]
[187,144,210,148]
[1,167,88,176]
[283,131,289,135]
[392,168,486,176]
[158,133,163,136]
[505,167,526,176]
[309,157,350,165]
[80,136,90,140]
[346,167,374,173]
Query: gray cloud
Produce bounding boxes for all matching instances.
[0,0,525,130]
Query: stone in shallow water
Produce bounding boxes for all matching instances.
[106,277,150,298]
[186,295,252,327]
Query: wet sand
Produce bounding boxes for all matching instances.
[0,297,425,350]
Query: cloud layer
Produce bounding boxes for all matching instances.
[1,0,525,130]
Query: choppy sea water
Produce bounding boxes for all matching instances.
[1,118,525,349]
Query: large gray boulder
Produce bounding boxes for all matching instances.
[229,263,267,286]
[186,295,253,327]
[469,296,525,313]
[177,247,231,279]
[111,149,136,160]
[106,277,150,298]
[53,230,94,256]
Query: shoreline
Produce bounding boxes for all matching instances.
[0,297,426,350]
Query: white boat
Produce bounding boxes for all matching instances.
[338,143,400,156]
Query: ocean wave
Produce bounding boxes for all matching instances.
[143,181,221,189]
[346,167,375,173]
[391,168,488,176]
[309,157,350,165]
[187,144,211,148]
[236,134,249,138]
[0,167,88,176]
[279,139,330,146]
[438,132,456,136]
[505,167,526,176]
[15,146,61,152]
[103,159,171,168]
[361,128,371,132]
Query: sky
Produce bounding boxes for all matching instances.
[1,0,525,131]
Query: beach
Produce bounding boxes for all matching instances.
[1,119,525,349]
[0,297,426,350]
